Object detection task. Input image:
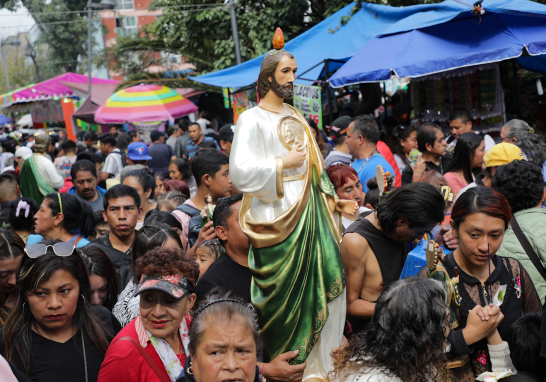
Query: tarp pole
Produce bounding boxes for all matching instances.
[324,59,334,127]
[512,59,522,118]
[229,0,242,65]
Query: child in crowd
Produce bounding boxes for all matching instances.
[157,191,187,212]
[194,239,224,278]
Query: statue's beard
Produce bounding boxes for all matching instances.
[271,76,294,99]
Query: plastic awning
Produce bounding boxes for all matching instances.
[329,0,546,87]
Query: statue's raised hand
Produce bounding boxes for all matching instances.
[335,199,359,215]
[283,147,306,169]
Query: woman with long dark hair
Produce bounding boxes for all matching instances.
[112,224,183,327]
[27,193,94,248]
[0,230,25,314]
[442,187,540,377]
[0,239,112,381]
[79,246,120,312]
[331,277,451,382]
[169,158,196,197]
[390,125,417,172]
[443,132,485,196]
[306,117,332,158]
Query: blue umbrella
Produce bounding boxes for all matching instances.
[0,115,12,125]
[330,3,546,87]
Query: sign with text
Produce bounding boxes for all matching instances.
[293,84,322,129]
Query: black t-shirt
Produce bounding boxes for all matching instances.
[0,330,105,382]
[401,155,452,185]
[88,233,133,288]
[195,253,253,305]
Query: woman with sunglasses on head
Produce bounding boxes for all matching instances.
[0,230,25,313]
[144,211,185,248]
[0,239,113,382]
[27,193,94,248]
[99,246,199,382]
[443,132,485,197]
[113,224,184,327]
[390,125,417,173]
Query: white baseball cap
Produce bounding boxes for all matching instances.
[15,147,33,160]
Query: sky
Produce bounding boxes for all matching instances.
[0,6,35,39]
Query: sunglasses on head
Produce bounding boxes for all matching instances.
[25,242,75,258]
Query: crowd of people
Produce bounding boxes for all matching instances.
[0,105,544,382]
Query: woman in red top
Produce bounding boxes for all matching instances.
[98,247,199,382]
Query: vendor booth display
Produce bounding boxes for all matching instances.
[411,63,504,131]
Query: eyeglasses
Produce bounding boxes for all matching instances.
[25,242,75,258]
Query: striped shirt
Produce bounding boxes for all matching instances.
[103,148,123,177]
[54,155,77,177]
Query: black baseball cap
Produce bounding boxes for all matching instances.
[219,124,235,142]
[328,116,352,139]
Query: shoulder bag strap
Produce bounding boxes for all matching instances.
[114,336,171,382]
[510,215,546,282]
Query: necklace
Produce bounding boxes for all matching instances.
[356,151,379,174]
[425,157,443,174]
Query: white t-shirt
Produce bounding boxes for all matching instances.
[342,206,372,230]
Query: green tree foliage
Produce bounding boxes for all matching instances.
[0,0,101,73]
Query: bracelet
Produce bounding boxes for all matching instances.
[261,363,266,377]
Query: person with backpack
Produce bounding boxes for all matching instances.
[173,149,231,253]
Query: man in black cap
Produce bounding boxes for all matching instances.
[324,115,353,168]
[147,129,176,174]
[218,124,235,157]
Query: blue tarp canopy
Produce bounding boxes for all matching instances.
[0,115,12,125]
[330,0,546,87]
[190,2,457,88]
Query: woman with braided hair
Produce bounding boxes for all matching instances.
[99,246,199,382]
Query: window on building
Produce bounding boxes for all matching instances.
[114,16,138,37]
[115,0,134,10]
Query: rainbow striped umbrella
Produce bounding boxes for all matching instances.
[94,84,198,124]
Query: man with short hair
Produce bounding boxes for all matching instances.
[176,148,232,251]
[147,129,176,174]
[90,184,142,287]
[128,130,140,143]
[175,120,190,158]
[166,124,181,152]
[448,108,495,152]
[347,115,395,192]
[68,159,107,211]
[402,122,451,185]
[195,193,306,382]
[324,116,353,168]
[83,132,98,153]
[186,122,220,159]
[0,174,20,227]
[218,124,235,157]
[118,142,152,180]
[54,139,78,177]
[109,126,118,137]
[99,133,123,181]
[341,182,445,333]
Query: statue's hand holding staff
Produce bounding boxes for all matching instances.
[283,147,307,170]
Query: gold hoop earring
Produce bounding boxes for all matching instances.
[187,364,193,375]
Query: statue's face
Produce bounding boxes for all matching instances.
[268,54,297,99]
